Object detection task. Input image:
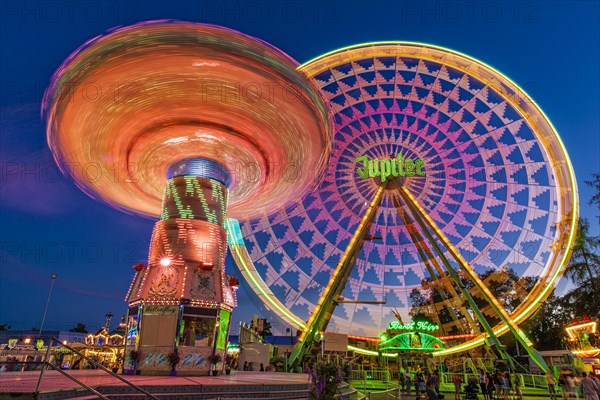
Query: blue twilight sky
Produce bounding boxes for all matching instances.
[0,0,598,335]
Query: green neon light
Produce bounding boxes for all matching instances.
[162,178,193,219]
[356,153,425,183]
[186,177,219,225]
[160,176,227,227]
[216,310,231,350]
[388,320,439,332]
[379,332,445,352]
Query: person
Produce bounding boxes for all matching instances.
[441,362,448,373]
[513,372,523,400]
[547,370,558,400]
[500,373,510,400]
[259,363,264,372]
[405,371,412,395]
[399,371,406,392]
[465,379,479,400]
[415,373,422,397]
[486,372,494,400]
[480,370,489,400]
[560,374,569,399]
[434,371,441,394]
[243,361,248,371]
[566,374,576,399]
[581,372,599,400]
[592,375,600,399]
[426,381,440,400]
[575,375,583,400]
[494,372,503,400]
[453,374,463,400]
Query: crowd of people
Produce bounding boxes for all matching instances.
[555,371,600,400]
[393,366,600,400]
[397,368,442,400]
[472,369,523,400]
[0,355,42,372]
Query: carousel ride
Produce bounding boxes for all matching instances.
[44,22,578,374]
[43,20,332,374]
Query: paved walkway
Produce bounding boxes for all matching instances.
[0,370,310,395]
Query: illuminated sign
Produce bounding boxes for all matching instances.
[379,332,445,352]
[356,153,425,183]
[216,310,231,350]
[565,321,596,340]
[388,320,439,332]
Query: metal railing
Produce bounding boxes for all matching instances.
[521,373,548,388]
[441,372,479,385]
[34,337,159,400]
[440,372,548,389]
[351,369,391,382]
[368,385,399,400]
[38,362,110,400]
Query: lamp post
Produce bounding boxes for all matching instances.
[39,274,57,338]
[286,327,295,345]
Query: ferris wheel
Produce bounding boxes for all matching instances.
[229,42,578,363]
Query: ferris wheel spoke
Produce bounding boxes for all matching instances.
[289,186,386,367]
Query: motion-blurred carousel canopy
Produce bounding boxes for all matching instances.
[44,20,332,219]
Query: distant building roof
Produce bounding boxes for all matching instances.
[0,330,87,344]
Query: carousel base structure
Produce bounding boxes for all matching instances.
[124,166,236,376]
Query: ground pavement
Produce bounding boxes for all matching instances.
[0,370,310,397]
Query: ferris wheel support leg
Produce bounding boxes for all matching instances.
[288,186,386,368]
[396,202,481,336]
[397,188,514,370]
[398,187,549,373]
[400,187,548,372]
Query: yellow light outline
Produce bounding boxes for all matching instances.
[565,322,597,340]
[301,42,578,356]
[571,349,600,356]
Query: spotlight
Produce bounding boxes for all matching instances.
[160,258,171,267]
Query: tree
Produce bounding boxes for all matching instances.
[69,323,88,333]
[522,295,571,351]
[585,173,600,223]
[564,218,600,293]
[560,276,600,319]
[249,318,272,338]
[0,324,10,331]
